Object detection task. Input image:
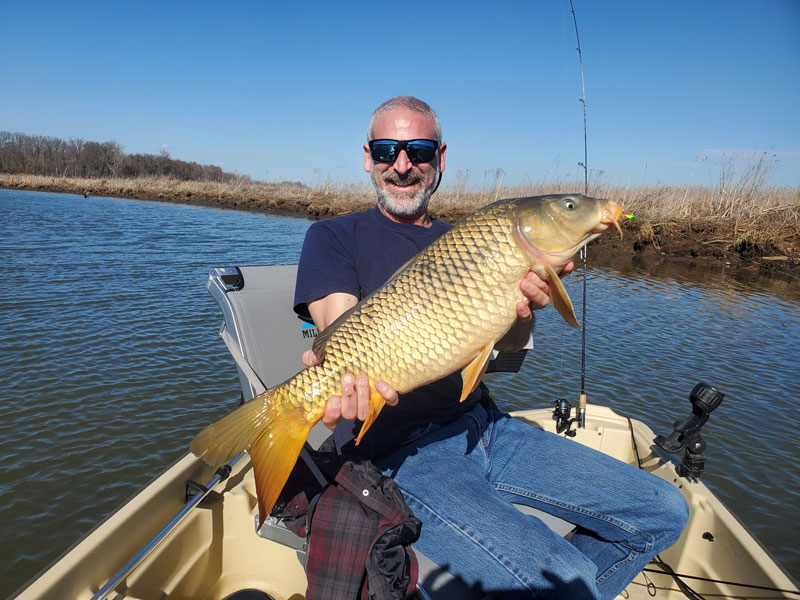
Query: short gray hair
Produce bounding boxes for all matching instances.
[367,96,442,142]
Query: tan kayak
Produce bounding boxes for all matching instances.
[12,404,798,600]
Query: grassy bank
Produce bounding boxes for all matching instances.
[2,172,798,278]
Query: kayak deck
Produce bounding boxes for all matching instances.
[14,404,798,600]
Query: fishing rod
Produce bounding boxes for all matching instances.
[571,0,589,198]
[551,0,591,435]
[570,0,589,429]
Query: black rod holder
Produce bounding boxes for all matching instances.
[654,382,725,482]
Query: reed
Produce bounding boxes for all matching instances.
[2,157,798,264]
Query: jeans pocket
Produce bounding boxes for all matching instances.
[405,421,441,445]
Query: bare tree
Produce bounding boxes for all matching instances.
[0,131,236,182]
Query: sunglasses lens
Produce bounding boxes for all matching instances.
[370,141,399,163]
[370,139,438,163]
[406,140,437,163]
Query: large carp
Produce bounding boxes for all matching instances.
[191,193,623,525]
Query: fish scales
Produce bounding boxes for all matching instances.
[285,203,527,424]
[190,194,623,525]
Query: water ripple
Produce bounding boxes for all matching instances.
[1,189,798,594]
[486,266,800,577]
[1,190,311,594]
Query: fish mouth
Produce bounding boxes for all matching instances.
[598,201,624,239]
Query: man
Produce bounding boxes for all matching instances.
[293,96,688,599]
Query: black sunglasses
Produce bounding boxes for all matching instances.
[368,139,440,164]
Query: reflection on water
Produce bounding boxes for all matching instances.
[486,259,800,580]
[0,190,312,596]
[594,249,800,301]
[1,189,798,594]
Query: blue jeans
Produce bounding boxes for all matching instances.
[375,404,689,599]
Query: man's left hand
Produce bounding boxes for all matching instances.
[516,261,574,319]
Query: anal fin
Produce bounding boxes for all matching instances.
[354,385,387,446]
[460,342,495,402]
[545,265,579,329]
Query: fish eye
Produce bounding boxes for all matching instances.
[564,199,576,210]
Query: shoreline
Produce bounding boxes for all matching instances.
[3,174,798,282]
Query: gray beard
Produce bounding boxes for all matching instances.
[374,172,437,218]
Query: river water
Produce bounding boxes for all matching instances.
[1,189,798,595]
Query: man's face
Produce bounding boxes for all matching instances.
[363,108,446,220]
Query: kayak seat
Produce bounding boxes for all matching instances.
[206,265,571,600]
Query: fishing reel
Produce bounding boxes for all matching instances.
[654,382,725,482]
[552,398,579,437]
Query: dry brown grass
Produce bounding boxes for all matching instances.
[0,172,310,204]
[437,154,799,227]
[3,157,798,264]
[3,160,797,227]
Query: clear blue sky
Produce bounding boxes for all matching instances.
[2,0,798,188]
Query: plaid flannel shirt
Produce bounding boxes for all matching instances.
[276,451,421,600]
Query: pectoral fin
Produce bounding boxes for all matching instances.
[354,385,387,446]
[545,265,579,329]
[460,342,495,402]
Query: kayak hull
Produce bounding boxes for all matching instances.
[13,404,798,600]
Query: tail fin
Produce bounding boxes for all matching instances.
[190,389,277,466]
[250,409,310,527]
[190,390,311,527]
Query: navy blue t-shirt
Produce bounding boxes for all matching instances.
[293,206,484,458]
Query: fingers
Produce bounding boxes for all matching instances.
[375,379,399,406]
[519,263,574,313]
[302,349,319,367]
[339,373,359,421]
[516,300,533,320]
[520,271,550,311]
[321,395,341,429]
[321,372,357,430]
[355,374,370,421]
[320,373,399,430]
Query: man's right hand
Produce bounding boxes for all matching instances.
[302,350,399,430]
